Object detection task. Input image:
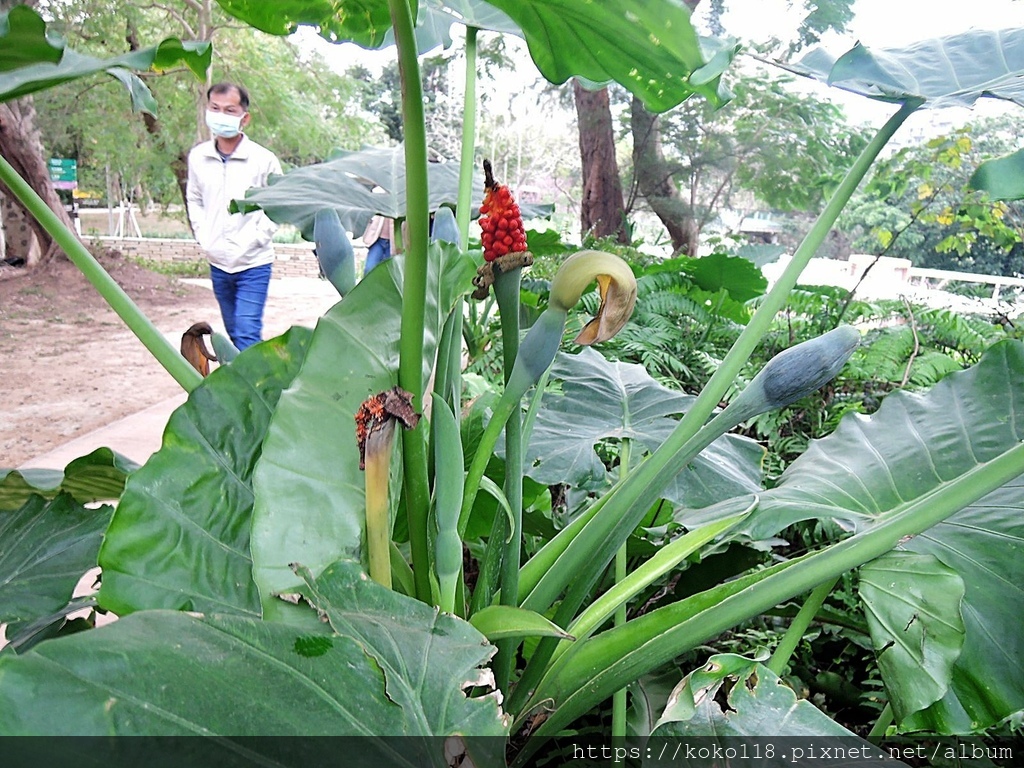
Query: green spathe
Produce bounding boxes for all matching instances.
[730,325,860,420]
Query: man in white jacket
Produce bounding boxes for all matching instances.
[187,82,282,350]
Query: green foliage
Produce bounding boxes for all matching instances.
[840,122,1024,273]
[5,4,1024,762]
[30,1,380,207]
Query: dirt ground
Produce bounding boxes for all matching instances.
[0,247,335,467]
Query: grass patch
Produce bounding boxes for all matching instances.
[130,256,209,278]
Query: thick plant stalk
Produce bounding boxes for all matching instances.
[766,577,838,676]
[516,437,1024,748]
[389,0,433,603]
[612,440,632,741]
[0,154,202,392]
[431,394,464,614]
[492,266,525,692]
[649,102,918,454]
[458,250,637,534]
[456,26,479,247]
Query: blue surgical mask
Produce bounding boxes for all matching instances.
[205,110,243,139]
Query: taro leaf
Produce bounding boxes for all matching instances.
[969,147,1024,201]
[0,564,506,745]
[0,448,137,511]
[98,328,312,619]
[0,494,111,632]
[485,0,737,112]
[786,29,1024,109]
[737,243,786,269]
[651,655,878,748]
[0,5,62,71]
[859,552,966,722]
[0,7,210,109]
[213,0,735,114]
[377,0,522,53]
[297,561,507,738]
[213,0,395,48]
[250,245,476,610]
[628,667,683,738]
[687,251,768,303]
[685,339,1024,733]
[231,145,474,240]
[521,349,763,510]
[419,0,520,36]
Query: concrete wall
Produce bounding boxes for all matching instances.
[93,236,368,279]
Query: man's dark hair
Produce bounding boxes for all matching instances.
[207,82,250,110]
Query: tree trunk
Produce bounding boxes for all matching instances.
[0,98,79,269]
[630,96,698,256]
[573,81,629,245]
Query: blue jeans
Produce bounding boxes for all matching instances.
[364,238,391,276]
[210,263,271,351]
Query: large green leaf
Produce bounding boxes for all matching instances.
[297,561,507,738]
[0,5,61,71]
[0,7,210,110]
[651,655,878,746]
[379,0,523,53]
[521,349,763,509]
[892,475,1024,734]
[0,562,506,749]
[250,245,476,608]
[486,0,736,112]
[214,0,735,113]
[232,145,474,240]
[0,494,112,633]
[970,147,1024,201]
[98,328,312,618]
[687,251,768,303]
[213,0,395,47]
[0,448,137,511]
[859,552,966,722]
[686,340,1024,733]
[788,29,1024,109]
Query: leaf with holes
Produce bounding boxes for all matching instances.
[859,552,966,721]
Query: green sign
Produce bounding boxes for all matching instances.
[48,157,77,188]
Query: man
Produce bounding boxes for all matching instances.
[186,82,282,350]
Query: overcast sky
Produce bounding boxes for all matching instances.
[710,0,1024,48]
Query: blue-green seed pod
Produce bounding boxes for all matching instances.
[728,325,861,421]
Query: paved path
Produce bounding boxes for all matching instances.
[18,394,187,469]
[17,277,339,471]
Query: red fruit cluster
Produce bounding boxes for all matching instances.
[479,160,527,262]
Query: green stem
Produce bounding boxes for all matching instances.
[868,703,894,742]
[0,155,201,392]
[495,267,525,691]
[507,408,740,714]
[456,26,479,245]
[678,103,919,450]
[766,576,838,676]
[611,440,632,740]
[521,437,1024,743]
[390,0,433,603]
[458,308,567,536]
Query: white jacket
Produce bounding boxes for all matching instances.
[186,135,282,273]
